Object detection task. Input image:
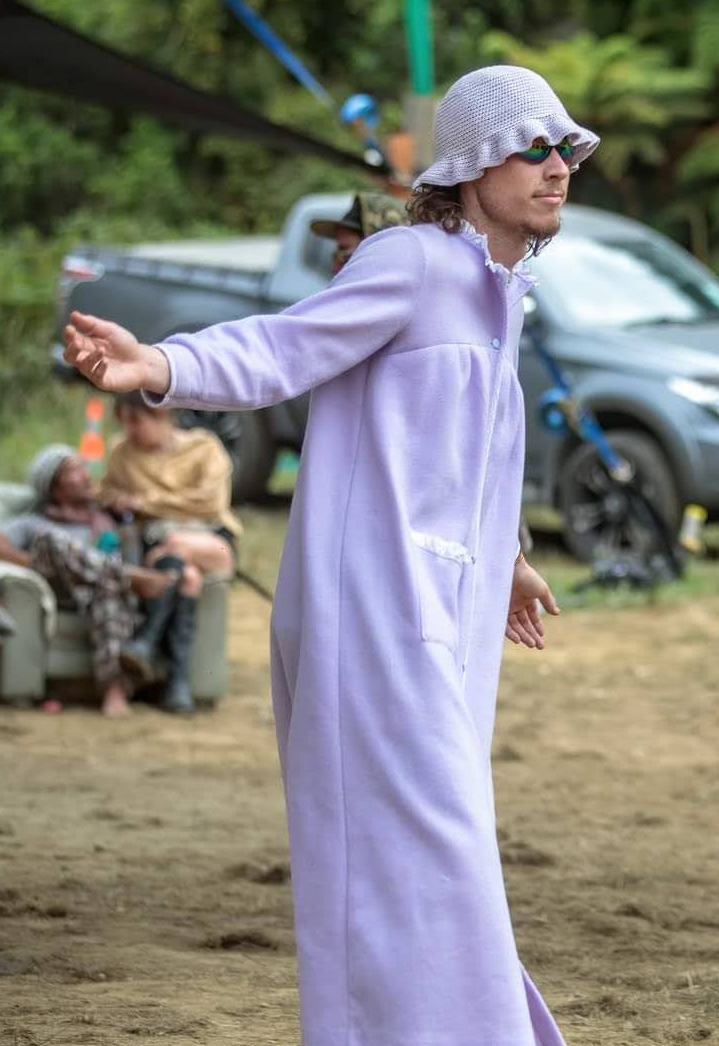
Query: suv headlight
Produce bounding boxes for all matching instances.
[668,376,719,414]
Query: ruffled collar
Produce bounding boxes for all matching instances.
[458,220,538,289]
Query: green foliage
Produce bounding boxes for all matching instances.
[0,384,92,482]
[678,129,719,184]
[692,1,719,73]
[86,119,195,224]
[479,31,709,184]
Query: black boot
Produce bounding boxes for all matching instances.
[162,595,197,715]
[120,556,182,683]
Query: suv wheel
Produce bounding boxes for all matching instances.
[559,429,681,562]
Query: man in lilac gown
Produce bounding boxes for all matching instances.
[64,66,598,1046]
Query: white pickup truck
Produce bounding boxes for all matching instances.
[53,192,352,500]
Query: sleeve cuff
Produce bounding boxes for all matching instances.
[141,344,177,409]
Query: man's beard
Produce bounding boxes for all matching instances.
[520,214,562,242]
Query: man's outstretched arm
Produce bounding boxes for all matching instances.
[64,227,425,410]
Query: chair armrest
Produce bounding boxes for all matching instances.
[0,563,57,638]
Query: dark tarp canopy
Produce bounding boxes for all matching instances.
[0,0,380,173]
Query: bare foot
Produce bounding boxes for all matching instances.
[102,682,133,718]
[128,566,178,600]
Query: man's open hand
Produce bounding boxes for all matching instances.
[505,558,560,650]
[63,311,170,395]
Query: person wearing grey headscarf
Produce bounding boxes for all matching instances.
[27,443,76,506]
[6,446,114,551]
[0,445,175,716]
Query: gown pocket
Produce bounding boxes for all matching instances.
[410,529,474,652]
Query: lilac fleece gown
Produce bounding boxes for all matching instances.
[150,222,566,1046]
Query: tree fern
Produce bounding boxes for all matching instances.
[693,0,719,72]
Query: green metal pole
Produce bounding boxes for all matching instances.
[404,0,434,96]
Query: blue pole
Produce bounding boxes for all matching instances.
[223,0,334,108]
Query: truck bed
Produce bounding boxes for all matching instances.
[71,236,282,300]
[128,236,281,272]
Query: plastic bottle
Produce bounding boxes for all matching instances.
[679,504,707,554]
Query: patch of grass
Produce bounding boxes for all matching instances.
[525,505,719,611]
[530,548,719,613]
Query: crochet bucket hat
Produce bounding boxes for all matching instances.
[415,65,599,188]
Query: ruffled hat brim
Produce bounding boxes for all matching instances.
[414,114,600,188]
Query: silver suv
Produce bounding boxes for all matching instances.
[520,204,719,559]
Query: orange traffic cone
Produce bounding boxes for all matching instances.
[79,398,106,476]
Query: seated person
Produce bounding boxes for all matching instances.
[310,191,408,275]
[0,444,174,717]
[100,393,240,714]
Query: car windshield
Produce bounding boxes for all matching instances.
[532,235,719,328]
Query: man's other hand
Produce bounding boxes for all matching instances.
[505,557,560,650]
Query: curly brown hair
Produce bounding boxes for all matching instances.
[406,182,553,257]
[406,184,463,234]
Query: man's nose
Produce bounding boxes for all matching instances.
[544,148,570,179]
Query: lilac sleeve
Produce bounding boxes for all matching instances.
[145,226,425,410]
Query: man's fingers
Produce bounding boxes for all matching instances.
[86,346,106,371]
[508,615,537,648]
[62,324,81,360]
[89,356,105,378]
[63,342,114,391]
[539,585,560,616]
[514,609,546,650]
[74,346,104,374]
[63,326,99,363]
[516,628,538,649]
[517,607,543,641]
[69,310,117,341]
[63,328,106,371]
[505,626,521,644]
[524,602,545,636]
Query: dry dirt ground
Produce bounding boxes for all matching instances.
[2,529,719,1045]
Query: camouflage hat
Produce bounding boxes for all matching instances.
[311,192,408,241]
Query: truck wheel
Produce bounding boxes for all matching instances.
[230,410,277,504]
[559,430,681,562]
[173,408,275,504]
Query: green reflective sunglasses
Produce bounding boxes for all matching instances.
[517,137,576,165]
